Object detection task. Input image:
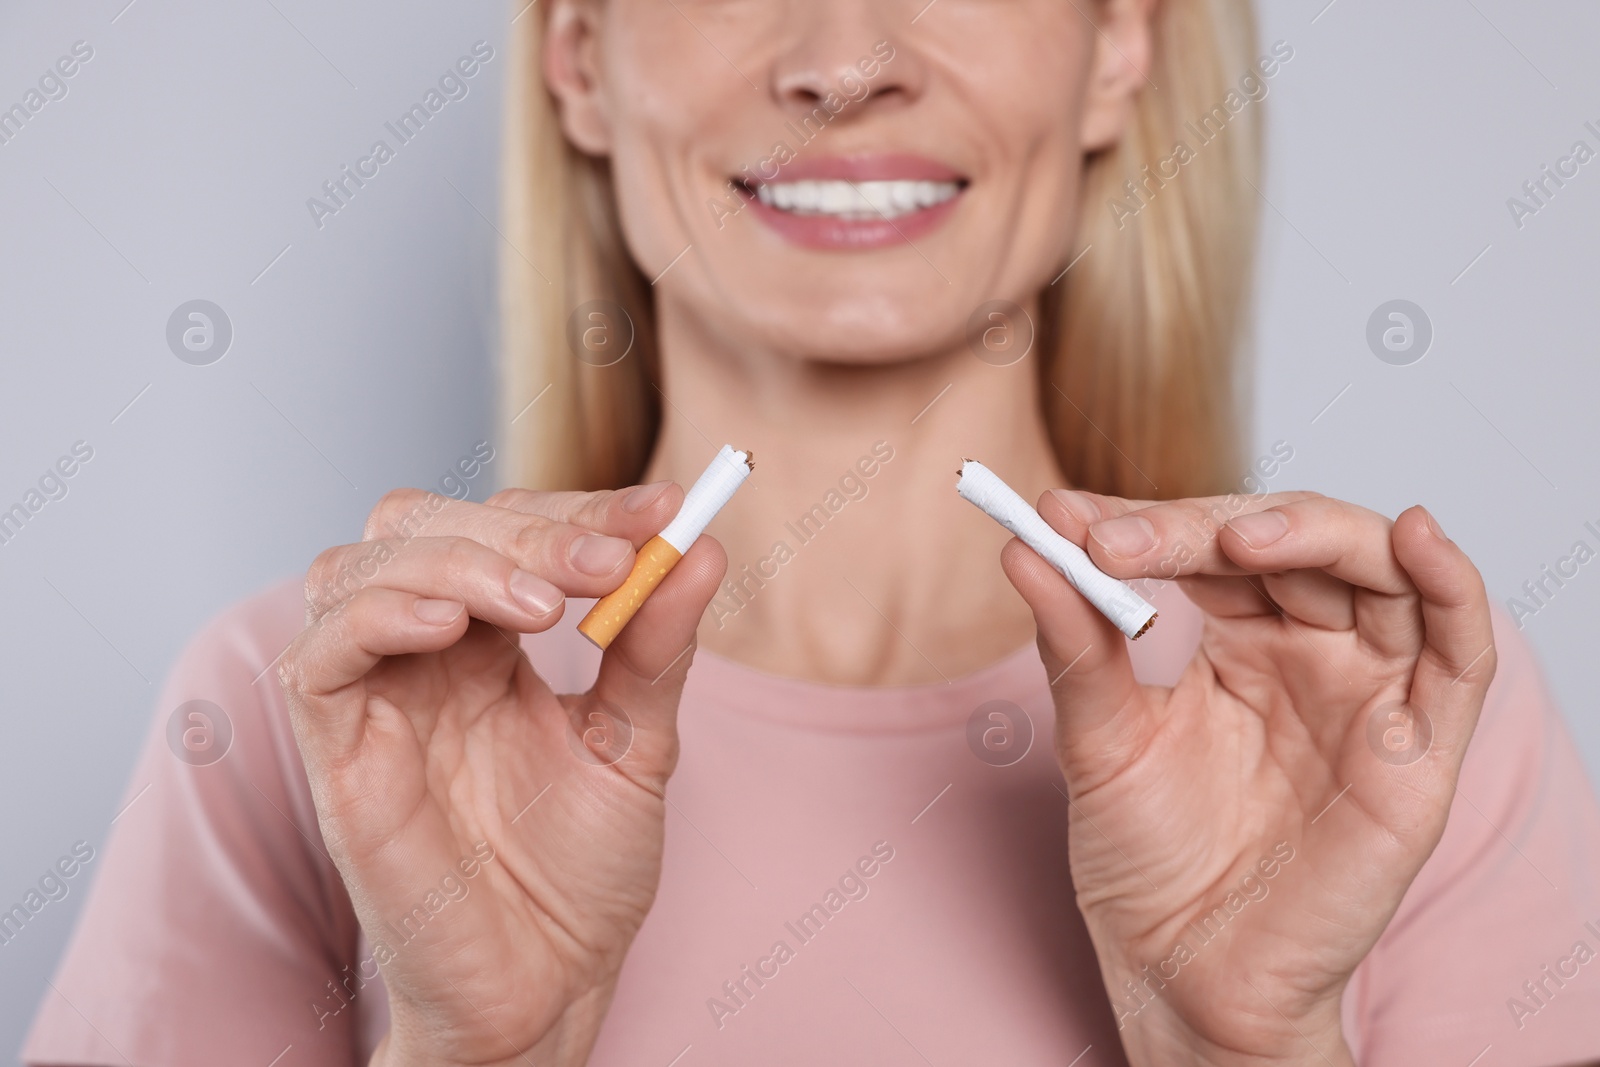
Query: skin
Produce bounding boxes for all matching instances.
[275,1,1521,1064]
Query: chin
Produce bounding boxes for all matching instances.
[726,286,973,368]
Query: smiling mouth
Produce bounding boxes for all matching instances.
[739,178,966,221]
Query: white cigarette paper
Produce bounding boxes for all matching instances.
[957,460,1157,640]
[659,445,753,552]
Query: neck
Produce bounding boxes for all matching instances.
[641,299,1068,686]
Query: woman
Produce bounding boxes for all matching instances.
[26,0,1600,1064]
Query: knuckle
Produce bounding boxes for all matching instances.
[275,639,306,695]
[364,487,431,542]
[486,487,535,510]
[440,535,482,577]
[305,546,350,614]
[569,487,614,516]
[301,593,357,666]
[305,546,339,591]
[306,543,388,617]
[1293,495,1341,522]
[1183,497,1238,536]
[512,516,560,562]
[581,490,625,528]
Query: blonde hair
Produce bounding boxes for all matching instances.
[500,0,1261,499]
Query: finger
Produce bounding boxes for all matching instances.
[1172,570,1356,634]
[305,536,578,625]
[584,536,729,789]
[1214,498,1421,656]
[1039,487,1323,581]
[1060,493,1422,657]
[485,480,685,546]
[1215,498,1411,592]
[1391,506,1497,765]
[281,587,477,759]
[1257,569,1356,631]
[1176,573,1276,618]
[351,493,646,596]
[1043,487,1359,630]
[366,483,683,548]
[998,536,1149,786]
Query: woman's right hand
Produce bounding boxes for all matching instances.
[277,481,726,1067]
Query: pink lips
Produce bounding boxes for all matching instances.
[739,154,967,251]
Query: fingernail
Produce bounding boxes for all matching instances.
[1228,510,1290,548]
[622,480,672,513]
[509,569,563,615]
[571,534,633,575]
[414,598,465,625]
[1050,488,1100,525]
[1090,515,1156,557]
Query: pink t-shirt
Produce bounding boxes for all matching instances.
[24,577,1600,1066]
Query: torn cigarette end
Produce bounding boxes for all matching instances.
[955,459,1159,641]
[577,444,753,650]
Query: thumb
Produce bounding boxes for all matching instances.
[999,534,1152,784]
[580,536,727,781]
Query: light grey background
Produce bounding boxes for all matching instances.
[1,0,1596,1059]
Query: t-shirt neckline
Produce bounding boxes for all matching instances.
[683,639,1047,735]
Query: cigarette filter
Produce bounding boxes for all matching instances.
[956,460,1157,640]
[578,444,753,650]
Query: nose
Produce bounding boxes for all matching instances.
[769,0,919,118]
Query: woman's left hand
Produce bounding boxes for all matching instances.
[1001,489,1497,1067]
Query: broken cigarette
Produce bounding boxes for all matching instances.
[956,460,1157,640]
[577,444,754,650]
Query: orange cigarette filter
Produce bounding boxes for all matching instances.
[578,445,753,650]
[577,537,683,649]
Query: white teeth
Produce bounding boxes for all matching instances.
[753,179,961,219]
